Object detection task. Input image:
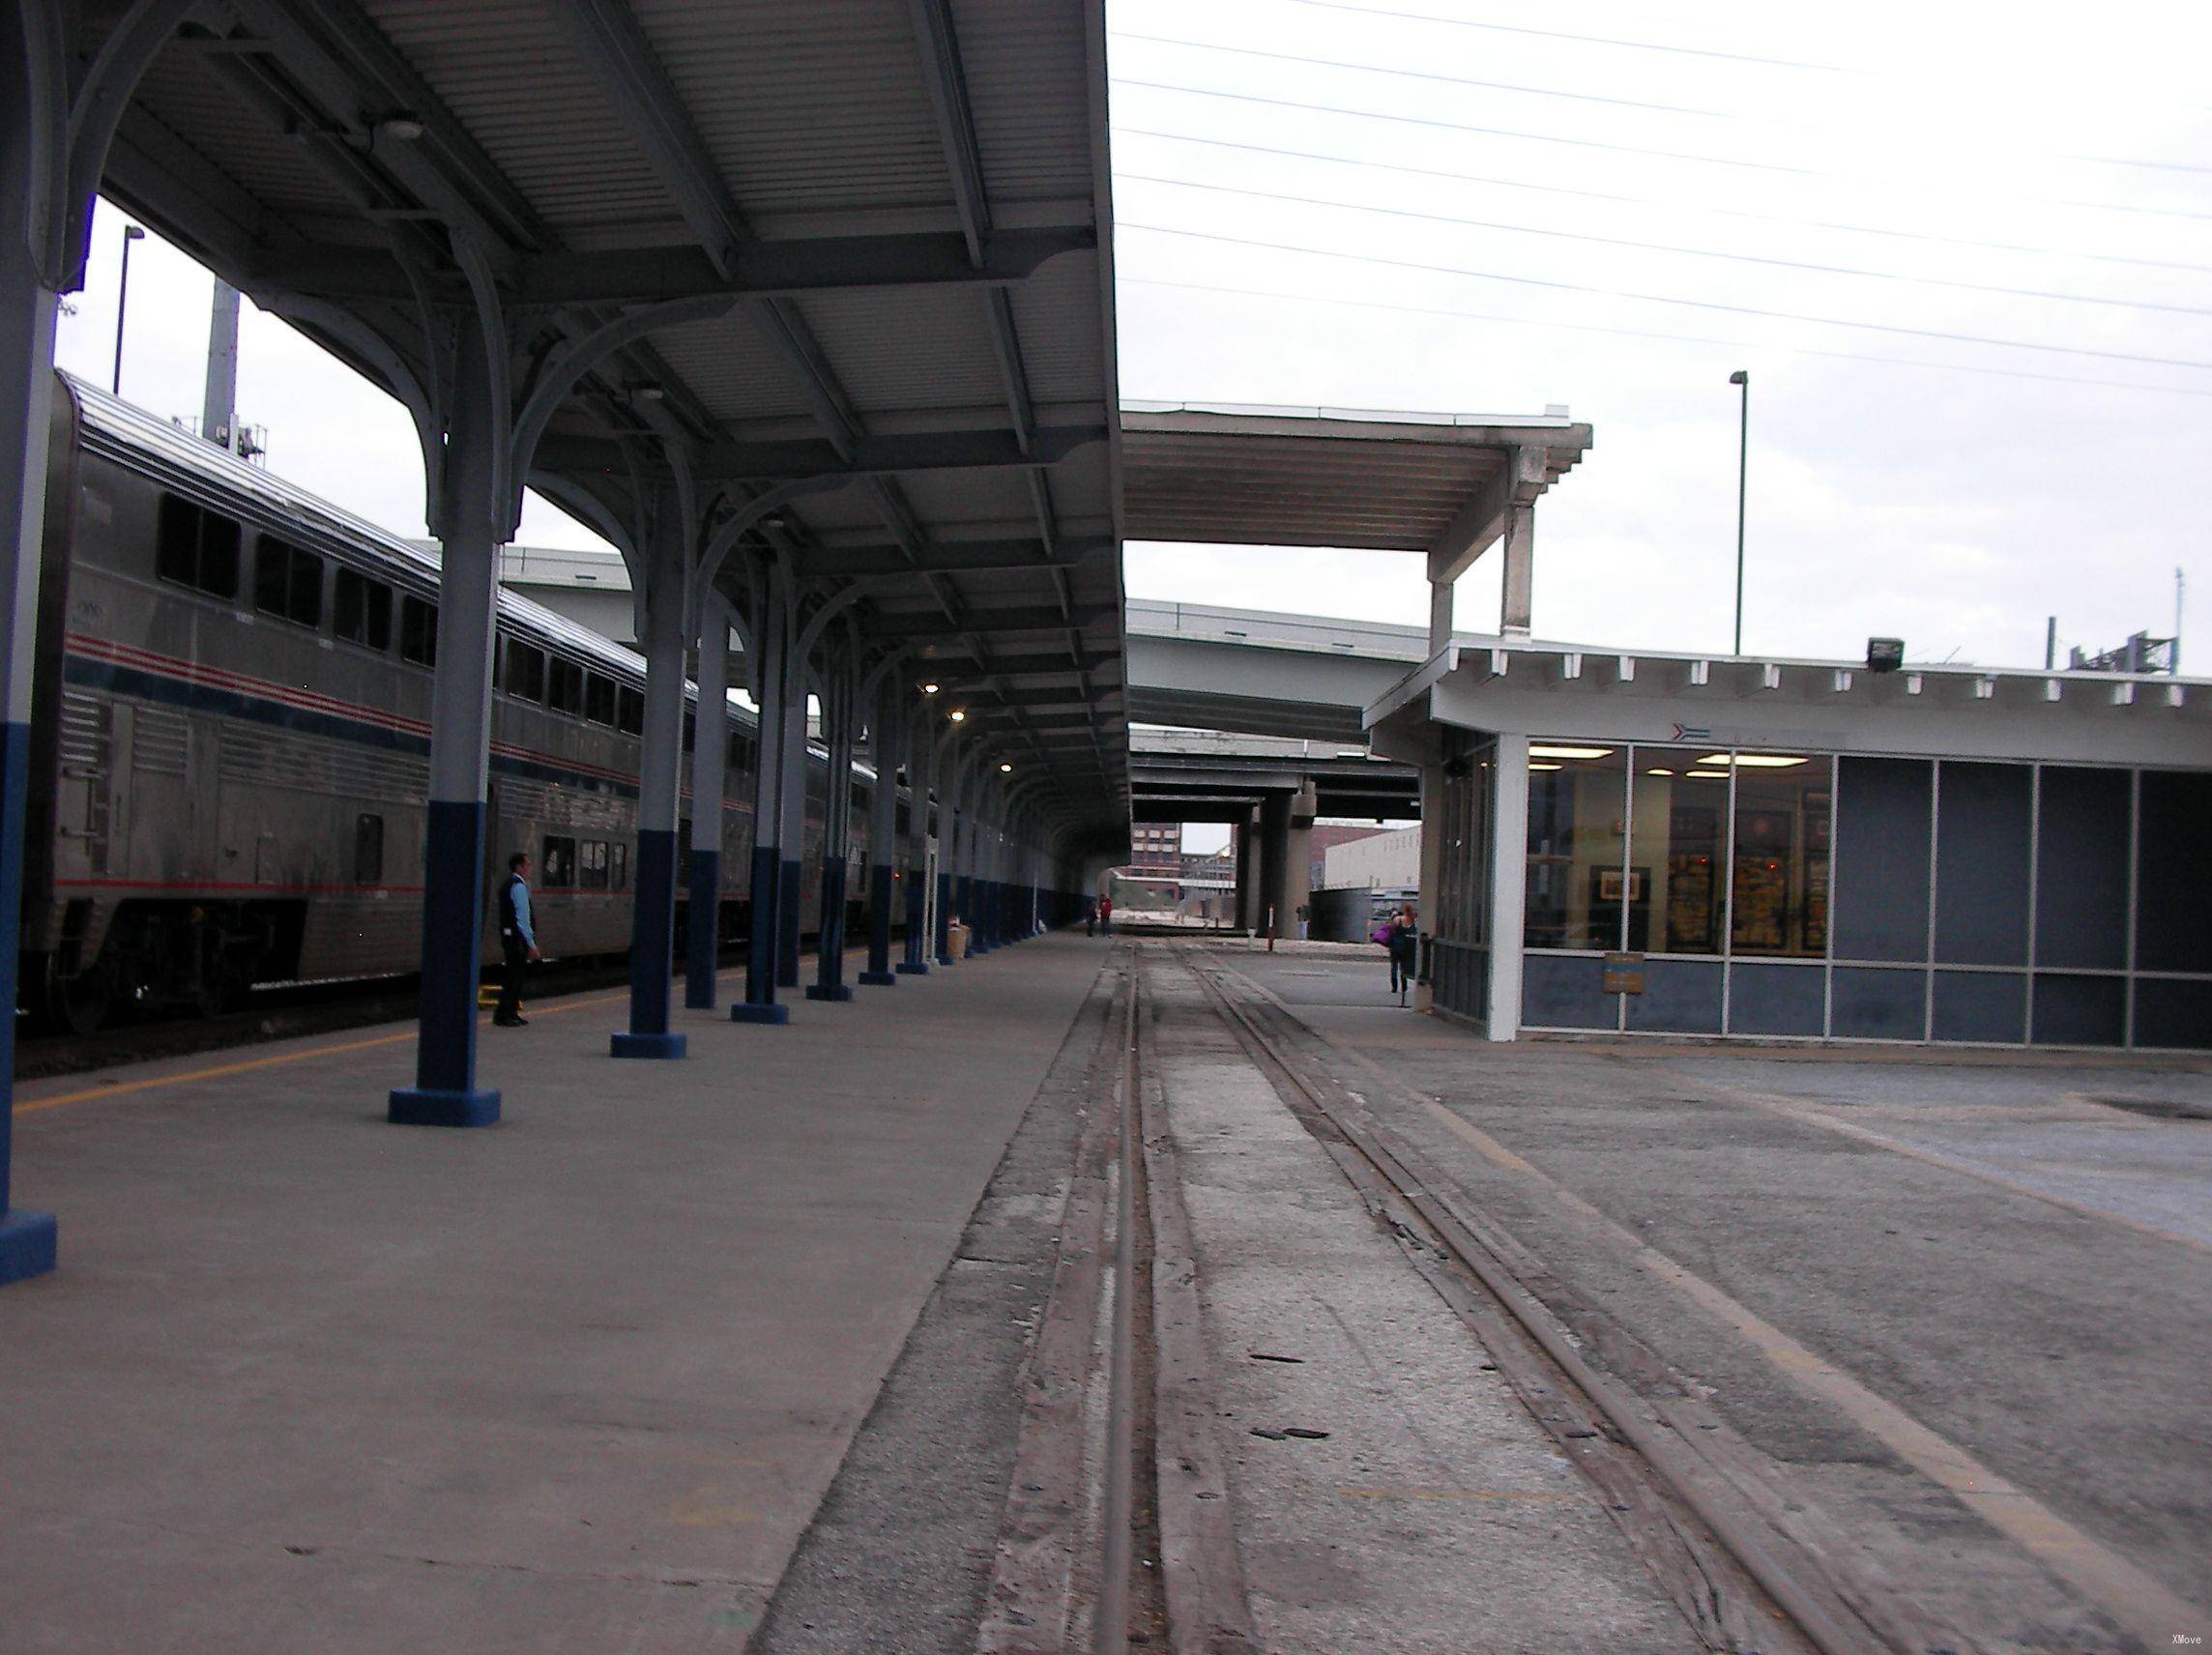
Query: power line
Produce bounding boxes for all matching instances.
[1115,128,2212,276]
[1119,222,2212,369]
[1112,77,1814,177]
[1116,173,2212,316]
[1271,0,1851,72]
[1111,31,1734,118]
[1111,78,2212,222]
[1114,30,2212,178]
[1118,275,2212,399]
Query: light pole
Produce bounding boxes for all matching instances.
[1729,368,1748,654]
[111,224,146,396]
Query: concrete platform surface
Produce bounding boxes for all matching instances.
[0,935,1108,1654]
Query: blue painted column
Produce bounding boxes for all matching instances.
[612,514,688,1060]
[897,704,933,974]
[0,255,60,1281]
[774,658,806,989]
[684,600,731,1009]
[733,593,789,1025]
[391,330,509,1128]
[859,678,899,987]
[807,664,854,1002]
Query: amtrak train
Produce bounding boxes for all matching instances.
[21,373,881,1032]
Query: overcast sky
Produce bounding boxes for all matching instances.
[53,0,2209,687]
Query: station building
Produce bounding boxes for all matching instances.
[1369,641,2212,1051]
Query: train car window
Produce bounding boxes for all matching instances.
[578,839,610,890]
[506,640,545,703]
[584,673,616,727]
[546,657,585,715]
[254,537,324,628]
[727,730,750,770]
[333,568,393,651]
[612,841,629,890]
[155,494,241,599]
[355,813,385,884]
[683,711,696,752]
[540,835,576,888]
[399,595,437,666]
[616,685,645,735]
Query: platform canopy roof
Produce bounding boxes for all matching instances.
[1121,401,1591,554]
[87,0,1126,845]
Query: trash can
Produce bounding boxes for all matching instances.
[948,921,971,960]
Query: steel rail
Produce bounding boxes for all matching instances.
[1092,955,1140,1654]
[1183,953,1897,1655]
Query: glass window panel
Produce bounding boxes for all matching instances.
[155,493,200,588]
[1626,959,1723,1033]
[1935,763,2030,966]
[2136,770,2212,973]
[333,567,392,651]
[1831,966,1927,1039]
[399,595,437,666]
[1523,743,1626,951]
[546,657,585,715]
[1730,755,1828,958]
[2034,767,2129,969]
[618,685,646,735]
[1521,951,1614,1030]
[2030,973,2124,1046]
[353,813,384,885]
[1833,757,1932,962]
[506,641,545,703]
[1729,962,1825,1036]
[1932,971,2025,1043]
[584,673,617,727]
[540,835,576,888]
[1629,747,1727,956]
[2134,978,2212,1051]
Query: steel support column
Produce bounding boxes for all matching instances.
[390,328,509,1127]
[732,584,790,1025]
[612,506,689,1059]
[774,652,806,990]
[684,598,731,1009]
[898,702,934,973]
[806,652,856,1002]
[859,676,900,986]
[0,222,60,1282]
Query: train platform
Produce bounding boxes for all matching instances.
[0,935,1112,1654]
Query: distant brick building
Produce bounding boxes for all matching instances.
[1129,821,1183,874]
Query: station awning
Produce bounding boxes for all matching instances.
[1120,402,1591,553]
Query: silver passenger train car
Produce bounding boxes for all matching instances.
[23,373,871,1031]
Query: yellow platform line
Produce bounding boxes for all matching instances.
[14,990,631,1117]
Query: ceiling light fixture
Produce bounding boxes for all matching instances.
[948,709,966,722]
[1687,769,1729,779]
[1528,744,1613,760]
[921,682,940,694]
[1528,762,1563,771]
[1696,752,1808,769]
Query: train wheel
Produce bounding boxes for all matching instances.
[45,957,113,1036]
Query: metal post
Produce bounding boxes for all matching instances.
[0,243,62,1281]
[684,599,730,1009]
[110,224,143,396]
[807,656,856,1002]
[390,328,508,1126]
[732,587,789,1024]
[936,730,962,965]
[200,278,240,450]
[1730,368,1749,655]
[774,651,807,990]
[899,702,934,973]
[859,678,900,986]
[612,509,689,1059]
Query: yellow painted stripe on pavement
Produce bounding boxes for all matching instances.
[15,991,630,1117]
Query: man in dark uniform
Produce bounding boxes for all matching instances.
[494,851,539,1027]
